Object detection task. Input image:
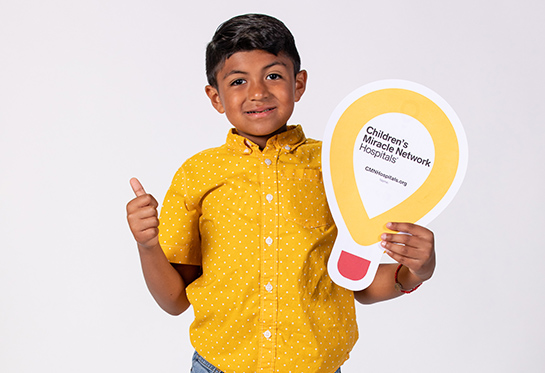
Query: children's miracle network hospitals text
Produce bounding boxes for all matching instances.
[357,126,433,168]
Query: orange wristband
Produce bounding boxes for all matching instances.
[394,264,422,294]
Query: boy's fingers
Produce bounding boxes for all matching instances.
[381,232,413,247]
[382,240,416,259]
[386,222,433,238]
[386,222,414,234]
[130,177,146,197]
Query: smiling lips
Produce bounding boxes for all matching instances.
[245,107,276,115]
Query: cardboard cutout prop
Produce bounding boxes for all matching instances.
[323,80,468,290]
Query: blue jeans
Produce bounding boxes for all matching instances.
[191,351,224,373]
[191,351,342,373]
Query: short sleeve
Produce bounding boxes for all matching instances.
[158,167,202,265]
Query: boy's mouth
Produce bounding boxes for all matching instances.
[245,107,276,114]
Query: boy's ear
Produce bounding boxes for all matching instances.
[294,70,308,102]
[205,85,225,114]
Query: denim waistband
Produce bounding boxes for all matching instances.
[191,351,342,373]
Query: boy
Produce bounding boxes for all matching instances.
[127,14,435,373]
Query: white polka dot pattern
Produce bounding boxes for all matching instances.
[159,126,358,373]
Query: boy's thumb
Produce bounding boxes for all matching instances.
[130,177,146,197]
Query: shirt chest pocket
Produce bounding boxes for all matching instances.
[279,168,334,229]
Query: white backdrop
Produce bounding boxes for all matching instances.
[1,1,544,372]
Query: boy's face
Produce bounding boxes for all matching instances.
[205,50,307,149]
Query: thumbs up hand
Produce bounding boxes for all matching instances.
[127,178,160,250]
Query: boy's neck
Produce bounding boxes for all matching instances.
[236,124,288,150]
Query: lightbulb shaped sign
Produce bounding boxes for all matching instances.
[323,80,468,291]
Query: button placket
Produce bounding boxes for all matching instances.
[258,150,280,370]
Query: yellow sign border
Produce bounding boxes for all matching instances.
[330,88,460,245]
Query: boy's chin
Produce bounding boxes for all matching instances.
[236,124,288,138]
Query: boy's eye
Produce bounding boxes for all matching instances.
[230,78,246,86]
[267,73,282,80]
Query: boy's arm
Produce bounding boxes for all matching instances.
[127,178,199,315]
[354,222,435,304]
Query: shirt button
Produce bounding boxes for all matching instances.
[265,283,273,292]
[265,237,273,245]
[284,145,291,151]
[264,330,272,339]
[266,194,273,202]
[264,158,272,165]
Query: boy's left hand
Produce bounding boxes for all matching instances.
[380,222,435,282]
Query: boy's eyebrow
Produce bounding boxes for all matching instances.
[262,61,288,70]
[222,61,288,80]
[223,70,247,79]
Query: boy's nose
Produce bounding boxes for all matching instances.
[248,80,269,100]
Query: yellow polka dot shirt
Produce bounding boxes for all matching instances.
[159,125,358,373]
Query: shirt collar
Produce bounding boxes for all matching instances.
[226,125,307,154]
